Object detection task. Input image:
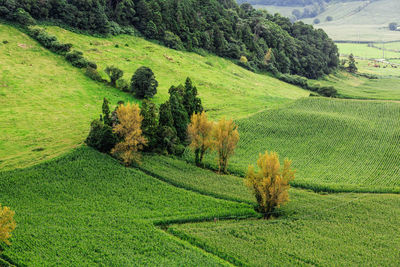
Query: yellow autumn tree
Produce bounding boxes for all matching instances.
[111,103,147,166]
[244,151,295,218]
[0,204,16,245]
[212,118,239,174]
[187,111,214,166]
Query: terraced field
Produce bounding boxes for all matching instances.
[43,26,308,119]
[193,97,400,193]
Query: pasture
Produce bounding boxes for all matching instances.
[256,0,400,42]
[43,26,308,119]
[0,24,135,171]
[0,23,307,170]
[191,98,400,193]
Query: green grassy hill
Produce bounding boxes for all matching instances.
[0,23,308,170]
[43,26,308,120]
[0,24,135,171]
[194,97,400,193]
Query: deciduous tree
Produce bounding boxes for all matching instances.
[111,103,147,165]
[244,151,295,218]
[0,204,16,245]
[212,118,239,173]
[188,111,214,166]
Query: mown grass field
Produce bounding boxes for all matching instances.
[336,43,400,60]
[0,147,255,266]
[192,98,400,193]
[308,69,400,100]
[0,24,135,171]
[43,26,308,119]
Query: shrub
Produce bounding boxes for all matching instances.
[389,22,398,31]
[116,78,130,92]
[85,119,117,153]
[111,103,148,166]
[313,18,320,24]
[105,66,124,87]
[85,67,103,82]
[326,16,333,22]
[212,118,239,174]
[65,51,89,68]
[28,29,72,55]
[2,40,8,44]
[0,204,16,246]
[130,66,158,99]
[164,31,184,50]
[244,151,295,218]
[240,56,248,63]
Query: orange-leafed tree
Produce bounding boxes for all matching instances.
[244,151,295,218]
[0,204,16,245]
[212,118,239,174]
[111,103,147,166]
[187,111,214,166]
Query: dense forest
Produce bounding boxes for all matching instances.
[0,0,339,79]
[237,0,373,6]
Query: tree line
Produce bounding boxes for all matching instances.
[0,0,339,79]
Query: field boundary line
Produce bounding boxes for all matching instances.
[136,165,255,205]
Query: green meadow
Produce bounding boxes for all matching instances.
[44,26,308,119]
[0,24,135,171]
[0,23,307,170]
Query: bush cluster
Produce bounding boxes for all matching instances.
[277,73,338,97]
[28,28,72,54]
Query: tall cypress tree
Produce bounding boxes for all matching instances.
[102,98,112,126]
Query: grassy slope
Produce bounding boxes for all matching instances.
[0,147,255,266]
[0,24,136,171]
[191,97,400,193]
[43,26,308,119]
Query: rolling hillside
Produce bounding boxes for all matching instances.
[256,0,400,42]
[193,97,400,193]
[0,24,135,171]
[1,147,399,265]
[0,23,308,170]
